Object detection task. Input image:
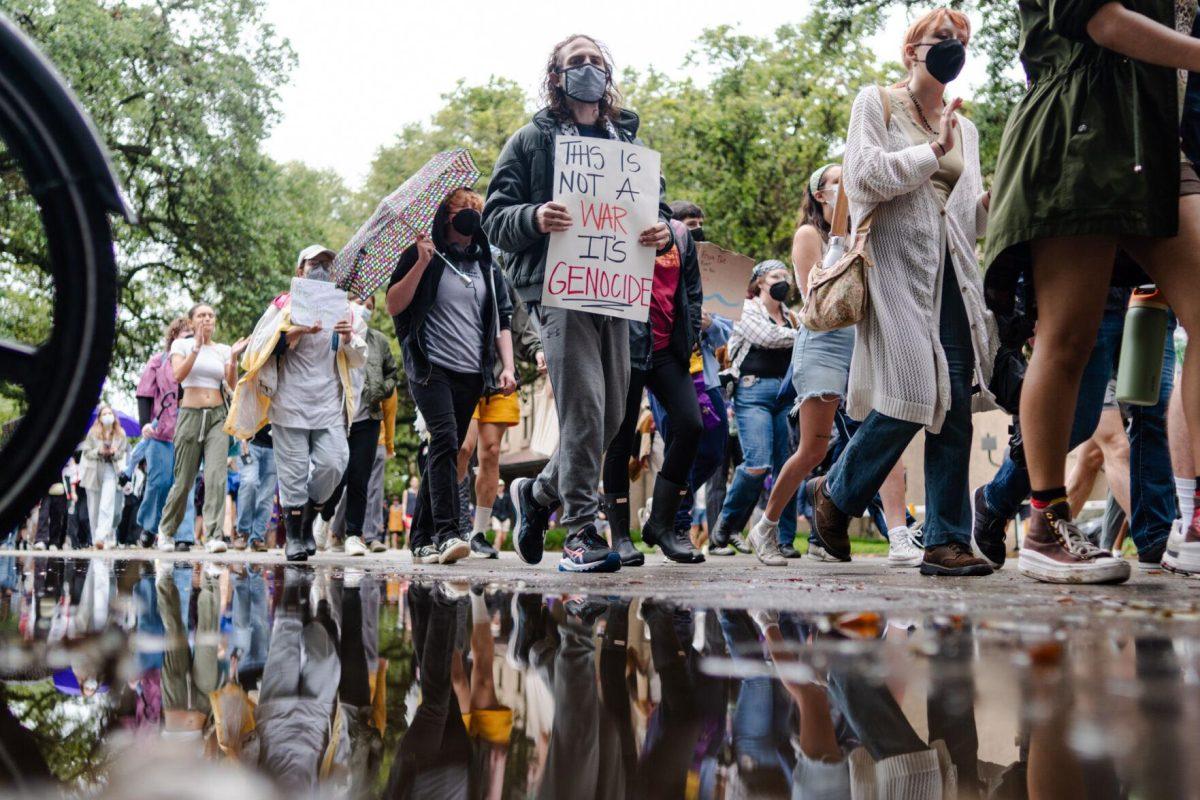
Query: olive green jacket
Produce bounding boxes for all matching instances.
[984,0,1179,292]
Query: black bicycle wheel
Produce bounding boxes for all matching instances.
[0,14,132,535]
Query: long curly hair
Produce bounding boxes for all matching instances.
[541,34,622,124]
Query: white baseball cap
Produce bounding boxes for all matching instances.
[296,244,335,272]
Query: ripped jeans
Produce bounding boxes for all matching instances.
[716,374,797,547]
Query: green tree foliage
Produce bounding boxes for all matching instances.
[0,0,355,392]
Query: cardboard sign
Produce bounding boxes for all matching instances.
[289,277,350,328]
[696,242,755,321]
[542,137,662,321]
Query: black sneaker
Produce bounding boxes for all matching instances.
[559,524,621,573]
[564,598,609,627]
[970,486,1009,568]
[780,544,802,559]
[470,532,499,559]
[438,537,471,565]
[174,541,192,552]
[1137,536,1167,572]
[511,477,550,565]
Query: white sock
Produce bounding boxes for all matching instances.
[887,525,909,542]
[760,514,779,528]
[470,591,489,625]
[1177,478,1195,521]
[472,505,492,536]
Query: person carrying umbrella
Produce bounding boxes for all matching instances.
[386,188,516,565]
[483,33,674,573]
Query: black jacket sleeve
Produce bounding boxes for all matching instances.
[678,227,704,348]
[483,127,544,255]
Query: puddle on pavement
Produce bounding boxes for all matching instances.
[0,557,1198,798]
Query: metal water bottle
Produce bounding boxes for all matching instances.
[1115,288,1170,406]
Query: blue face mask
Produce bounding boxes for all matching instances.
[306,264,332,282]
[559,63,608,103]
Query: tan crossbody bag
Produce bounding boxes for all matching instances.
[800,87,891,333]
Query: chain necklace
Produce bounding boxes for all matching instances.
[905,86,939,135]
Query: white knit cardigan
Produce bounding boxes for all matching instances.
[842,86,999,433]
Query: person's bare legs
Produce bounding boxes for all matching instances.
[1022,237,1117,498]
[1169,384,1194,477]
[457,419,480,484]
[1066,439,1104,516]
[475,423,506,511]
[1125,195,1200,473]
[1090,407,1132,515]
[880,461,908,531]
[762,398,840,521]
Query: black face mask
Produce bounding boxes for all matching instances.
[451,207,481,237]
[689,226,706,243]
[919,39,965,85]
[768,281,790,302]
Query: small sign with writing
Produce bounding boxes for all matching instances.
[696,243,756,322]
[542,136,662,322]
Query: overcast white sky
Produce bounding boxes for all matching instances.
[262,1,990,187]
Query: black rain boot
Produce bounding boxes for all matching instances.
[301,500,320,556]
[284,507,308,562]
[643,477,704,564]
[603,493,644,567]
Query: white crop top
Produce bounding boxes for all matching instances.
[171,337,231,390]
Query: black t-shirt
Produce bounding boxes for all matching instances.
[252,423,273,449]
[740,345,791,379]
[576,123,605,138]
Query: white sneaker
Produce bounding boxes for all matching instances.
[747,519,787,566]
[156,533,174,553]
[313,516,330,551]
[344,536,369,557]
[343,568,364,589]
[887,526,924,568]
[204,538,228,554]
[33,542,46,551]
[1163,519,1200,576]
[155,560,172,582]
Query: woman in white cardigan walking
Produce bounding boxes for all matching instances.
[807,8,999,577]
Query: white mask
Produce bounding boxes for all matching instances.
[100,413,115,427]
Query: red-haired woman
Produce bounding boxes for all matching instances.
[807,8,998,577]
[388,188,516,567]
[986,1,1200,583]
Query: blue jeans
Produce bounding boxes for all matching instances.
[718,374,797,547]
[137,438,195,542]
[232,569,269,671]
[826,265,975,548]
[236,443,277,542]
[1127,315,1177,555]
[651,387,730,532]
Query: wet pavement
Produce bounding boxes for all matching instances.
[0,554,1198,798]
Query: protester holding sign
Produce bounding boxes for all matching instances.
[602,220,705,565]
[484,33,673,574]
[387,189,516,567]
[227,246,366,561]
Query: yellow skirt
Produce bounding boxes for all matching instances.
[473,392,520,426]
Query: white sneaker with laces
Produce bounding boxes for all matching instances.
[313,516,330,551]
[344,536,369,557]
[747,519,787,566]
[887,526,923,568]
[156,533,173,553]
[204,538,227,554]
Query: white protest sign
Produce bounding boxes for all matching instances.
[542,136,662,321]
[696,243,756,322]
[289,277,350,328]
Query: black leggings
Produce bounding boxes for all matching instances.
[602,350,703,495]
[408,365,483,547]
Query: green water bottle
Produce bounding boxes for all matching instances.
[1115,287,1169,406]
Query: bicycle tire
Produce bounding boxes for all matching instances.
[0,13,132,535]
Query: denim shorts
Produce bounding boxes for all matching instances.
[790,325,855,402]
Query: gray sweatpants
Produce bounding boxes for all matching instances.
[532,306,629,534]
[272,424,349,510]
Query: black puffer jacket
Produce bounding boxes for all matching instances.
[482,107,673,303]
[628,221,703,370]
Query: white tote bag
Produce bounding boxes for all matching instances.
[529,379,559,458]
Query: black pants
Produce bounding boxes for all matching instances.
[35,494,70,548]
[408,366,483,548]
[602,350,703,495]
[322,417,382,538]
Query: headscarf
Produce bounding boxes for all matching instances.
[752,259,789,279]
[808,163,839,198]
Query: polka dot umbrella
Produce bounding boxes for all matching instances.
[333,148,481,298]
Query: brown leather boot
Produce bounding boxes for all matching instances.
[807,476,851,562]
[920,541,993,576]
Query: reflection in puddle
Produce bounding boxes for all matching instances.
[0,557,1196,798]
